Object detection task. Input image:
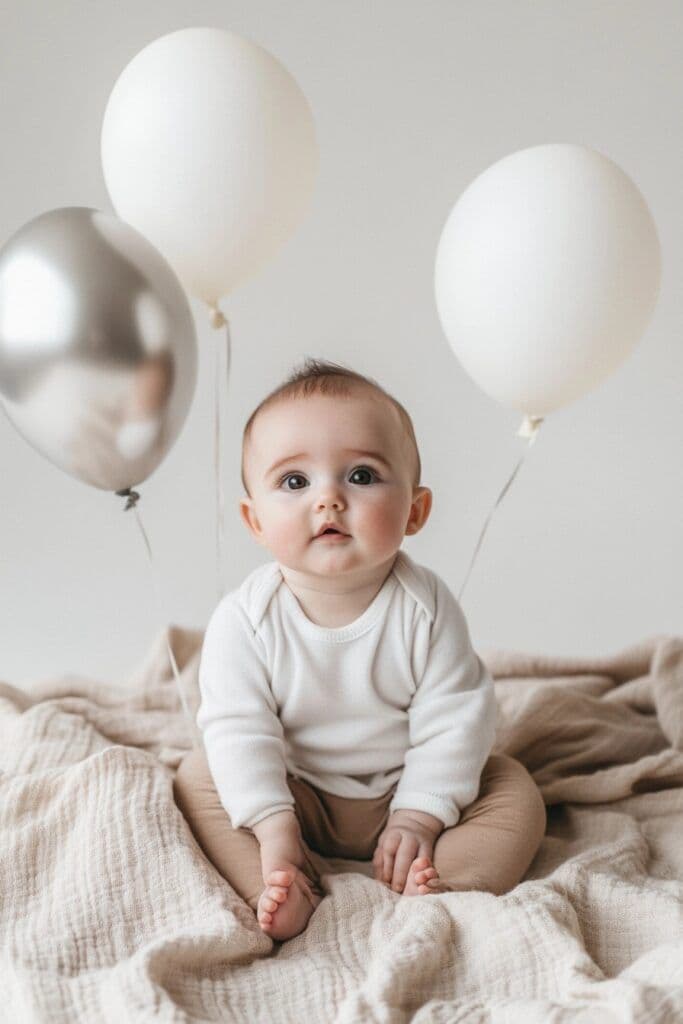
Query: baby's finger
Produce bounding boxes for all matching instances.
[418,840,434,863]
[380,832,401,884]
[382,848,395,885]
[391,839,418,893]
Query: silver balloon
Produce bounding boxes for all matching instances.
[0,207,197,491]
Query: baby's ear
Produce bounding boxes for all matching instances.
[405,487,432,536]
[239,498,264,543]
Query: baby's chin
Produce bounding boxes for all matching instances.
[279,545,400,580]
[282,554,359,578]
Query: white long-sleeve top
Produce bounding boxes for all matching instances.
[196,549,498,830]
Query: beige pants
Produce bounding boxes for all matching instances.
[174,746,546,911]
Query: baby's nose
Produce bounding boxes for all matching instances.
[315,485,345,510]
[316,495,343,510]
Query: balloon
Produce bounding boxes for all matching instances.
[0,207,198,491]
[434,144,662,417]
[101,26,318,306]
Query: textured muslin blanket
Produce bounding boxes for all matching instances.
[1,628,682,1022]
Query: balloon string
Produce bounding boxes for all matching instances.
[209,305,230,604]
[458,415,544,604]
[116,488,203,750]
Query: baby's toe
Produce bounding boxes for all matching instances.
[266,869,294,886]
[267,886,288,904]
[415,867,438,884]
[262,896,278,913]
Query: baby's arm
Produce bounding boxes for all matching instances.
[197,599,323,936]
[389,576,497,828]
[375,576,497,890]
[197,597,301,840]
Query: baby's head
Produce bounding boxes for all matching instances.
[239,358,432,579]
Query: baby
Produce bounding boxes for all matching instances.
[174,358,546,942]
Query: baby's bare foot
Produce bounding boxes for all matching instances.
[256,865,321,941]
[402,856,456,896]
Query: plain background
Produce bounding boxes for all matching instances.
[0,1,680,688]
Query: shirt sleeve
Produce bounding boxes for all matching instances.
[388,576,498,828]
[196,595,295,830]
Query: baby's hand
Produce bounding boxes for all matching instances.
[372,809,444,893]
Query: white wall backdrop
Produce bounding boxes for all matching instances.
[1,0,681,687]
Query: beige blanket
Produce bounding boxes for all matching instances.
[1,628,682,1022]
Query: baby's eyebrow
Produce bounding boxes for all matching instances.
[265,453,307,479]
[264,449,391,479]
[344,449,392,470]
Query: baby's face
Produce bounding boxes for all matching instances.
[240,391,431,579]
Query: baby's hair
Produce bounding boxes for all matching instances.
[240,357,421,496]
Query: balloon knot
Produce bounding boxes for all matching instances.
[518,415,544,444]
[209,306,227,330]
[116,487,141,511]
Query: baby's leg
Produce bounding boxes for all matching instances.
[173,746,267,910]
[405,754,546,897]
[173,746,323,930]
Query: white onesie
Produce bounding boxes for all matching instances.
[196,549,498,830]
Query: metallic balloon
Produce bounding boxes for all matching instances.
[0,207,198,491]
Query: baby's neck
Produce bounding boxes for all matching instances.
[279,554,398,628]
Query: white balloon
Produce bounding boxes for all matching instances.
[101,27,318,305]
[434,144,661,416]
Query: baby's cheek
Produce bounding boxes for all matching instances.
[267,504,312,556]
[269,521,302,560]
[363,499,406,543]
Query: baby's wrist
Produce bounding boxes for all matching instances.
[256,822,306,877]
[389,807,444,834]
[251,808,300,843]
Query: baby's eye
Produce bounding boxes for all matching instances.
[349,466,378,485]
[280,473,308,491]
